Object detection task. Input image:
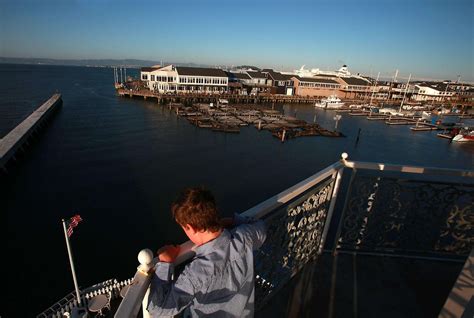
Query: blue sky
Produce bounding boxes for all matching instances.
[1,0,473,81]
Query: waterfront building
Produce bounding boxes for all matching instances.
[262,69,295,95]
[337,76,372,99]
[292,76,342,98]
[227,72,252,85]
[413,82,456,102]
[226,72,252,95]
[246,71,269,86]
[140,65,228,93]
[453,84,474,103]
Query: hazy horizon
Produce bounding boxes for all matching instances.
[1,0,472,81]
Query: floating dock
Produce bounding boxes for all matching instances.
[0,93,62,171]
[170,103,343,141]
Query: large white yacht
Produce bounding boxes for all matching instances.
[315,95,345,109]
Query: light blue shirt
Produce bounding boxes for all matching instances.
[147,220,266,317]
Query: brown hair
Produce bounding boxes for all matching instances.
[172,187,222,232]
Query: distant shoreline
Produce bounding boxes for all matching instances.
[0,57,213,69]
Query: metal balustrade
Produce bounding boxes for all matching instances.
[115,153,474,317]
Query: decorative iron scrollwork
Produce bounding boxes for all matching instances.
[255,177,335,307]
[337,176,474,257]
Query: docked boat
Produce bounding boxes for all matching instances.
[452,127,474,142]
[315,95,345,109]
[218,98,229,105]
[421,111,431,121]
[379,108,403,116]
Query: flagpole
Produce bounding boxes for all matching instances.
[62,219,82,305]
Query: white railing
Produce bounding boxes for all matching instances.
[115,153,474,317]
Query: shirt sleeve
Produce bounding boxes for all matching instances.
[147,262,198,316]
[234,219,267,250]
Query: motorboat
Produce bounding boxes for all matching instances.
[379,108,403,116]
[315,95,345,109]
[452,127,474,142]
[421,111,431,121]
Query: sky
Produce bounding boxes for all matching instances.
[0,0,473,81]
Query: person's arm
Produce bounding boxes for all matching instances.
[147,245,197,316]
[233,214,267,250]
[147,263,197,316]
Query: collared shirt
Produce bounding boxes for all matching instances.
[147,220,266,317]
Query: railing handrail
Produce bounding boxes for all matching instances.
[241,161,344,219]
[343,160,474,178]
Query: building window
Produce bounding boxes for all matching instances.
[151,75,155,81]
[142,74,148,80]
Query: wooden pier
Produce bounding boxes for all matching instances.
[0,93,62,171]
[117,88,320,104]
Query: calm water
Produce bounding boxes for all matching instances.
[1,64,473,316]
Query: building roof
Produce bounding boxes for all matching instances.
[141,67,160,72]
[341,77,371,86]
[246,71,267,79]
[414,81,452,92]
[297,77,340,84]
[228,72,251,80]
[267,71,294,81]
[176,67,227,77]
[316,73,338,77]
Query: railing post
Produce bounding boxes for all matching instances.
[115,249,154,318]
[332,154,357,255]
[318,154,347,253]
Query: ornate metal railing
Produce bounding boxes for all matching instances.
[115,154,473,317]
[335,162,474,260]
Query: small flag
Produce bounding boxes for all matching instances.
[67,214,82,237]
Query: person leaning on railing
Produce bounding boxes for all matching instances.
[147,187,267,318]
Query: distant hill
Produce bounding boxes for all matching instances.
[0,57,216,69]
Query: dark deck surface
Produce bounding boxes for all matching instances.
[258,252,464,318]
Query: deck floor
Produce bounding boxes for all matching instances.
[258,252,464,318]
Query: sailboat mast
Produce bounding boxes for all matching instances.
[399,74,411,112]
[369,72,380,106]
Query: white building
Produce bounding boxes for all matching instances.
[140,65,229,93]
[413,82,455,101]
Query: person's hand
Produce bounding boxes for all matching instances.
[157,245,180,263]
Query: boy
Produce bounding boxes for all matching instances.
[147,187,266,317]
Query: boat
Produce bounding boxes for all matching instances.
[421,111,431,121]
[315,95,345,109]
[218,98,229,105]
[452,127,474,142]
[379,108,403,116]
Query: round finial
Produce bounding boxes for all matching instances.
[138,249,153,265]
[341,152,348,160]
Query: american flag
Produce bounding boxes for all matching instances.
[67,215,82,237]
